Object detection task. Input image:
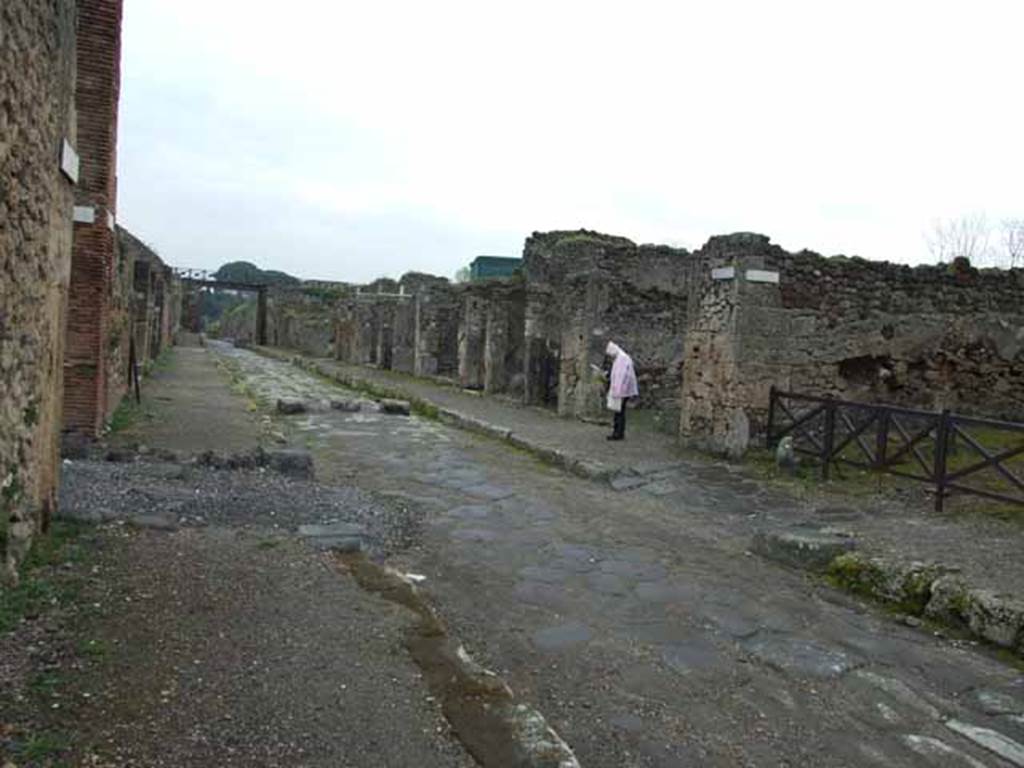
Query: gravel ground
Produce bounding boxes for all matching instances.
[2,459,474,767]
[58,458,428,558]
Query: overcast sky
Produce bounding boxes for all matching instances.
[116,0,1024,282]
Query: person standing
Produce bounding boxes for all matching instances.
[604,341,639,441]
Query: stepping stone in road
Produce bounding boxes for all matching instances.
[297,522,366,553]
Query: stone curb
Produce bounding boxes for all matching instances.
[755,532,1024,659]
[255,347,621,486]
[343,555,581,768]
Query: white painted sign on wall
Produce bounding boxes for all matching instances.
[745,269,780,284]
[60,139,79,183]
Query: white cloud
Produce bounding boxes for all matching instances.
[117,0,1024,280]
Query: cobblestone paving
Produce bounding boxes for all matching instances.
[215,342,1024,768]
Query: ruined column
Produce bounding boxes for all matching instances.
[679,234,785,458]
[415,286,459,378]
[458,292,486,389]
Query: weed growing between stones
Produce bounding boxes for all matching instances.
[0,521,88,632]
[0,521,111,765]
[107,397,144,434]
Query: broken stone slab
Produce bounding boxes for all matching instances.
[964,590,1024,651]
[741,632,860,680]
[609,473,649,492]
[569,458,614,482]
[974,689,1024,717]
[751,527,856,573]
[379,399,411,415]
[298,522,366,553]
[265,449,315,480]
[945,719,1024,767]
[926,577,1024,652]
[329,398,364,412]
[902,735,989,768]
[631,460,685,476]
[829,554,946,614]
[127,513,179,532]
[275,399,306,415]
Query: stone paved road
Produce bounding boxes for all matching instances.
[269,350,1024,619]
[216,342,1024,767]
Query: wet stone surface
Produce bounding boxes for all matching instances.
[208,345,1024,767]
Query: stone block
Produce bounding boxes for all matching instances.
[330,398,363,412]
[379,399,411,415]
[298,522,366,553]
[265,449,315,479]
[752,527,857,572]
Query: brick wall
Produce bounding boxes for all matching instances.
[63,0,124,436]
[1,0,78,580]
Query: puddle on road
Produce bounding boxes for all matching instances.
[338,553,579,768]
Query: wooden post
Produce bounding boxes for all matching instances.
[875,410,889,470]
[822,397,836,480]
[256,288,268,346]
[934,410,952,513]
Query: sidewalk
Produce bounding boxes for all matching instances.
[259,348,687,482]
[260,346,1024,660]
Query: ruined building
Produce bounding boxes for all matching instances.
[2,0,79,579]
[240,229,1024,461]
[680,233,1024,456]
[3,0,176,579]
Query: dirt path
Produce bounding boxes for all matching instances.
[107,339,263,454]
[217,341,1024,767]
[2,345,474,766]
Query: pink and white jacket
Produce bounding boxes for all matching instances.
[606,341,639,399]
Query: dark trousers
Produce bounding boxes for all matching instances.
[612,398,628,438]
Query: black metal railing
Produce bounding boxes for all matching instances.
[767,387,1024,512]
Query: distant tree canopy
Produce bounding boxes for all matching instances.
[212,261,300,286]
[199,261,300,328]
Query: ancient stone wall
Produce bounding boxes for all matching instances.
[1,0,78,579]
[523,231,692,428]
[414,284,460,379]
[332,273,456,378]
[63,0,124,436]
[118,226,179,367]
[456,278,526,395]
[679,233,1024,457]
[776,252,1024,419]
[265,286,348,357]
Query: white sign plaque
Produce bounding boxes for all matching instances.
[60,139,79,183]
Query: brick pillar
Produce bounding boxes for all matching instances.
[63,0,124,436]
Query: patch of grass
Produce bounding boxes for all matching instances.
[28,672,65,698]
[19,730,70,761]
[108,397,143,433]
[76,637,110,659]
[994,647,1024,673]
[825,553,886,598]
[0,522,89,633]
